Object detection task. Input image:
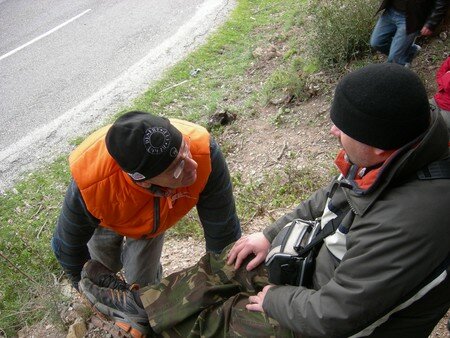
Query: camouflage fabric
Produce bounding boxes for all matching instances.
[140,244,295,337]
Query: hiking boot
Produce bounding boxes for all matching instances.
[79,277,151,338]
[81,259,129,290]
[412,44,422,58]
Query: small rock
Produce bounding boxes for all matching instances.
[72,302,90,318]
[60,279,76,298]
[208,110,237,128]
[252,45,281,60]
[190,68,201,77]
[66,318,87,338]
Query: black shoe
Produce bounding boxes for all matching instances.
[79,276,151,337]
[81,259,130,290]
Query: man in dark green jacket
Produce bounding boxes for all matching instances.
[79,63,450,337]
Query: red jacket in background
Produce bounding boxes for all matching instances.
[434,56,450,111]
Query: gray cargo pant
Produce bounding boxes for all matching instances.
[88,227,164,286]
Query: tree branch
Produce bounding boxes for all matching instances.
[0,250,37,284]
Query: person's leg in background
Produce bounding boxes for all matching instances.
[370,8,419,66]
[370,8,397,56]
[383,8,419,65]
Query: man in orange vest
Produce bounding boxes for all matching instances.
[51,111,241,290]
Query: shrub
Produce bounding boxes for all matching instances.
[304,0,379,69]
[262,65,308,104]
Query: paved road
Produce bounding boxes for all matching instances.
[0,0,234,193]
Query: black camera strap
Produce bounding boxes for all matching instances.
[295,157,450,257]
[296,209,349,258]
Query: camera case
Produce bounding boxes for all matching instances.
[265,219,320,286]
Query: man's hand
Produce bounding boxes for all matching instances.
[420,25,433,36]
[246,285,273,312]
[226,232,270,270]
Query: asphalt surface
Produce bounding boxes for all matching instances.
[0,0,234,194]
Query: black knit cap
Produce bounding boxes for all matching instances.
[330,63,430,150]
[105,111,182,180]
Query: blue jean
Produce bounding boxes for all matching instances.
[370,8,419,65]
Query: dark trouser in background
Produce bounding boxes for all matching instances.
[140,245,294,337]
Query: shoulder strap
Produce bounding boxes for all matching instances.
[296,209,349,257]
[417,157,450,180]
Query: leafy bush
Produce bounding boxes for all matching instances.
[262,65,308,103]
[305,0,379,69]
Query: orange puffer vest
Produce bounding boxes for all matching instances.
[69,119,211,239]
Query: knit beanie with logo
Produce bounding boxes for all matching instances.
[105,111,182,181]
[330,63,430,150]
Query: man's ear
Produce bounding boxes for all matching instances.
[373,148,385,156]
[373,147,395,161]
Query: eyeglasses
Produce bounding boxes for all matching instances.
[173,140,190,179]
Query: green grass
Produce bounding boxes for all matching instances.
[233,164,330,227]
[127,0,271,122]
[0,156,70,334]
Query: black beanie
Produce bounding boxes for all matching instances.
[106,111,183,180]
[330,63,430,150]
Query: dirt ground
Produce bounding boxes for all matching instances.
[17,31,450,338]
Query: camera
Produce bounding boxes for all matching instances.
[265,219,320,286]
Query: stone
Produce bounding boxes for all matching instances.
[66,318,87,338]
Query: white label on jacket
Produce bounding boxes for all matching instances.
[321,200,347,260]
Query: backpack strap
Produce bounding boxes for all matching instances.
[417,157,450,180]
[296,208,349,257]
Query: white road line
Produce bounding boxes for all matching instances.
[0,8,91,61]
